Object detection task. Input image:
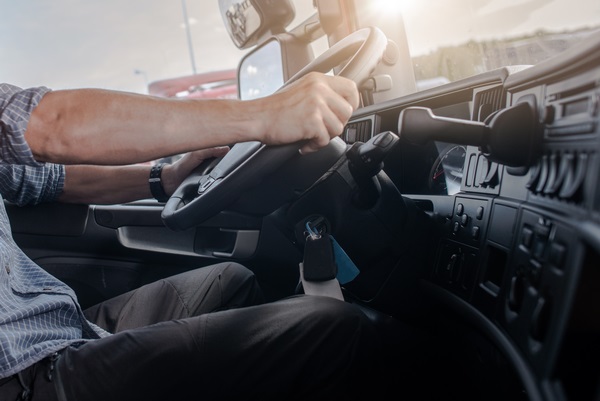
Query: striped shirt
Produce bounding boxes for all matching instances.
[0,83,109,379]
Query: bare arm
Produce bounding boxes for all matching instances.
[57,147,229,204]
[25,73,359,165]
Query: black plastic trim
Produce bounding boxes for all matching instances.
[421,279,543,401]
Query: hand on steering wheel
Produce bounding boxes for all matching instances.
[161,27,388,231]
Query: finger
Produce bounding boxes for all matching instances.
[298,92,352,153]
[299,139,324,155]
[321,106,346,140]
[299,117,335,154]
[325,75,360,111]
[192,146,230,160]
[174,146,229,172]
[325,93,354,133]
[205,146,230,157]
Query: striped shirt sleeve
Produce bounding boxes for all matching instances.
[0,83,51,166]
[0,84,65,204]
[0,163,65,205]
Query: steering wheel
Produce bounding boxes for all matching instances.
[162,26,388,231]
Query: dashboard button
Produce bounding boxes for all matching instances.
[476,206,484,220]
[522,227,534,249]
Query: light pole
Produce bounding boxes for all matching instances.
[181,0,197,75]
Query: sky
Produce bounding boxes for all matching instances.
[0,0,318,93]
[1,0,598,94]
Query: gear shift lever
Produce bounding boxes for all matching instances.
[346,131,399,208]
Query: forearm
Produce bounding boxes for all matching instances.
[58,165,153,204]
[23,73,359,166]
[57,147,229,205]
[25,89,261,165]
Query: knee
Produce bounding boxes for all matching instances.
[291,296,374,333]
[212,262,265,306]
[164,262,258,298]
[178,262,255,285]
[215,261,255,281]
[213,262,260,290]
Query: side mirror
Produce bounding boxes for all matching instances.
[218,0,296,49]
[237,34,314,100]
[238,40,284,100]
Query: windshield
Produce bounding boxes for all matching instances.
[2,0,599,95]
[399,0,600,89]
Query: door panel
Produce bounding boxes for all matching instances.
[6,201,243,308]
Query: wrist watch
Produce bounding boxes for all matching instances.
[149,163,170,202]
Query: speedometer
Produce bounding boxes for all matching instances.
[429,145,467,195]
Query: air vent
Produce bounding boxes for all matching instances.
[474,85,506,122]
[526,149,591,204]
[463,148,501,195]
[344,116,376,144]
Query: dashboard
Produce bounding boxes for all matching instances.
[343,31,600,401]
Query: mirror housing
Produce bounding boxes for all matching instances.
[237,33,314,100]
[219,0,296,49]
[314,0,345,34]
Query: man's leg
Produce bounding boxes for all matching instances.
[84,262,265,332]
[0,356,60,401]
[57,295,384,401]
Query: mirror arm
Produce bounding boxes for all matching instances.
[288,13,324,43]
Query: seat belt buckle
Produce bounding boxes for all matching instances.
[303,233,338,282]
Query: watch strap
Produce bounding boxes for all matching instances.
[149,163,170,202]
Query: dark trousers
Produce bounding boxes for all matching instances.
[3,262,384,401]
